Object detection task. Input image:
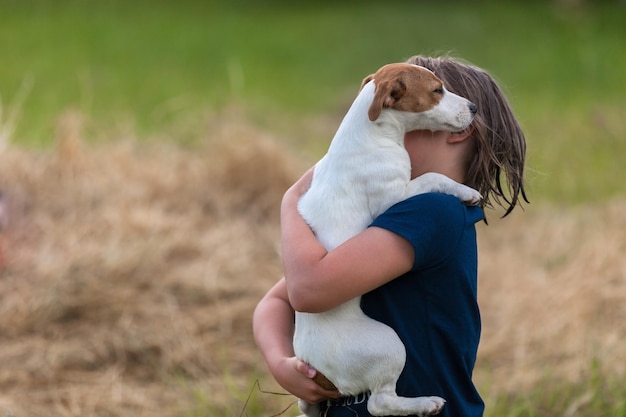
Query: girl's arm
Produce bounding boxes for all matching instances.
[252,278,340,402]
[281,167,415,313]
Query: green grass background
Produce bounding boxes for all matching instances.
[1,0,625,204]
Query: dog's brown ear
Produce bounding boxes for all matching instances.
[360,74,374,91]
[368,78,406,121]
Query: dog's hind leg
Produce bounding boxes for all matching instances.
[367,388,445,417]
[298,399,320,417]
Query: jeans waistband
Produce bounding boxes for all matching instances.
[325,391,371,407]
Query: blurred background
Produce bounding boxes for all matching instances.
[0,0,624,416]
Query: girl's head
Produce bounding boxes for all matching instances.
[406,55,528,216]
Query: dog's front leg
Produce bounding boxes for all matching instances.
[406,172,481,205]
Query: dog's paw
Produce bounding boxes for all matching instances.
[452,183,482,206]
[368,393,446,416]
[463,188,482,206]
[422,396,446,416]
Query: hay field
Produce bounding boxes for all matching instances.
[0,114,624,416]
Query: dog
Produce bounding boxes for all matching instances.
[293,63,480,417]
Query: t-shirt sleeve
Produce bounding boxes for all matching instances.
[369,193,466,271]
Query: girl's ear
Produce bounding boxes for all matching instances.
[447,125,475,144]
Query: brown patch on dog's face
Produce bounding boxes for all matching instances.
[362,63,444,121]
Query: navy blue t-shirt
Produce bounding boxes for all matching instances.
[320,192,485,417]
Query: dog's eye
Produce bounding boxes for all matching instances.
[433,88,444,94]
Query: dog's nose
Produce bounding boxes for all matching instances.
[468,102,478,115]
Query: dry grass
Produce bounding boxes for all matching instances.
[476,204,626,392]
[0,113,624,416]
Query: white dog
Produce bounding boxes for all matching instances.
[294,63,481,417]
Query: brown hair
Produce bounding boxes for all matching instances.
[406,55,528,217]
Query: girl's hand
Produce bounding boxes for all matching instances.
[284,166,315,202]
[271,356,340,404]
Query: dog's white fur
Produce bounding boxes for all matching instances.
[294,63,481,417]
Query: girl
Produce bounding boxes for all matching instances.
[253,55,528,417]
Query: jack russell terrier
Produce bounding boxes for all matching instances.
[293,63,481,417]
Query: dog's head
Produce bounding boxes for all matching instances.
[361,63,477,132]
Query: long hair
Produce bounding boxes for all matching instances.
[406,55,529,216]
